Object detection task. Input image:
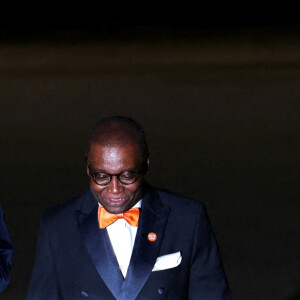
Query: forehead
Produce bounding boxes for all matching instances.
[88,143,141,170]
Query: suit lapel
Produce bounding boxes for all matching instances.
[75,191,124,299]
[119,186,170,300]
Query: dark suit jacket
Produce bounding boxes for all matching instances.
[0,204,13,293]
[27,186,231,300]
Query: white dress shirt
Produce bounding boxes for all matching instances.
[104,200,142,278]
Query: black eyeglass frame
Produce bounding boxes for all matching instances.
[86,160,147,186]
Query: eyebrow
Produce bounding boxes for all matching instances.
[89,168,106,173]
[89,167,136,174]
[87,161,139,174]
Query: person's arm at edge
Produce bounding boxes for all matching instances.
[0,204,13,293]
[26,211,62,300]
[188,204,232,300]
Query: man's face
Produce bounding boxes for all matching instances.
[87,142,147,214]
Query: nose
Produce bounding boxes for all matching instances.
[106,176,125,194]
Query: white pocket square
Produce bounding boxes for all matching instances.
[152,251,182,272]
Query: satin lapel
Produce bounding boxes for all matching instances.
[119,187,170,300]
[76,199,123,299]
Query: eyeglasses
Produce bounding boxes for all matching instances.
[87,161,147,186]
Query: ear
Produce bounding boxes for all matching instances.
[86,156,92,177]
[143,158,150,174]
[86,164,90,176]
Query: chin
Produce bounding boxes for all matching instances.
[106,206,127,214]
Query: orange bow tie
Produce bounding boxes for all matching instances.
[98,206,140,229]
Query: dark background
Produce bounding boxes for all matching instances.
[0,15,299,300]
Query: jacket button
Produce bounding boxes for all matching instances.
[157,287,164,295]
[81,291,88,297]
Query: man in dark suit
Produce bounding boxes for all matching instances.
[27,116,231,299]
[0,204,13,293]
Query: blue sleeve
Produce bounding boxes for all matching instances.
[0,204,13,293]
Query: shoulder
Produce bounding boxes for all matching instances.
[152,186,206,214]
[150,186,212,230]
[41,190,91,223]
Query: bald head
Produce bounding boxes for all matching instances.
[87,116,149,160]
